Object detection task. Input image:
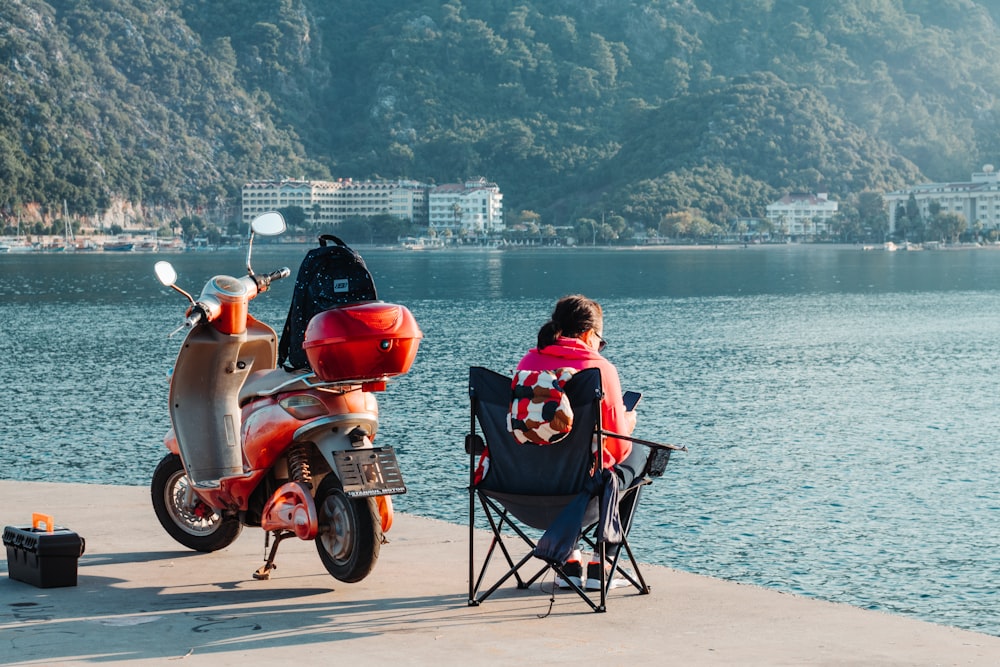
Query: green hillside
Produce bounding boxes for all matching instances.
[3,0,999,234]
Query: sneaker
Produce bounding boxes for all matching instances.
[554,549,584,588]
[585,561,629,591]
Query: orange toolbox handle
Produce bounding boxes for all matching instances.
[32,513,55,533]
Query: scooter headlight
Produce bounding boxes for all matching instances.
[278,395,327,420]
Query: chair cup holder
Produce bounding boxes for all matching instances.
[646,448,672,478]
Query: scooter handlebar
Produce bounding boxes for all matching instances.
[184,311,204,329]
[168,309,205,338]
[255,267,291,291]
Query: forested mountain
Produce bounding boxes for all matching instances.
[3,0,1000,232]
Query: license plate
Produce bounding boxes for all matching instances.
[332,447,407,497]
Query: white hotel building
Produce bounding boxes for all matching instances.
[884,166,1000,235]
[241,177,503,234]
[241,178,428,226]
[765,192,839,237]
[427,178,504,234]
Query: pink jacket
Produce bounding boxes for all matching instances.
[516,336,632,469]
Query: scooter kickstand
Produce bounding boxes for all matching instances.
[254,529,295,580]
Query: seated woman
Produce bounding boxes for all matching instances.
[516,293,641,480]
[516,295,647,590]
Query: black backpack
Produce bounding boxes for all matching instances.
[277,234,378,370]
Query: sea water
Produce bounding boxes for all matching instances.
[1,243,999,635]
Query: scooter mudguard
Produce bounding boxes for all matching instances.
[376,495,393,532]
[163,428,180,455]
[261,480,318,540]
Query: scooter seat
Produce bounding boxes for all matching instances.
[239,368,314,405]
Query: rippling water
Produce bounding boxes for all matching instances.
[2,244,999,635]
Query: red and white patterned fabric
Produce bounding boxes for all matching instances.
[507,368,577,445]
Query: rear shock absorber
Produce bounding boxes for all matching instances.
[286,443,313,489]
[254,442,317,580]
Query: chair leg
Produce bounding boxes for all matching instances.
[597,541,607,612]
[606,484,652,594]
[609,538,650,594]
[469,493,607,611]
[480,497,533,588]
[471,497,515,602]
[574,484,654,597]
[469,484,477,606]
[471,493,555,603]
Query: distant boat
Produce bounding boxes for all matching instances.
[6,213,34,252]
[0,243,10,253]
[135,240,158,252]
[103,241,134,252]
[401,236,445,250]
[884,241,898,252]
[157,239,185,252]
[5,240,35,253]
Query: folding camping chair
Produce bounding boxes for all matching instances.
[466,366,684,613]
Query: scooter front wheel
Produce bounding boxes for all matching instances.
[151,453,242,552]
[314,474,381,583]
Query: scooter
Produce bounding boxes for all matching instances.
[151,211,421,582]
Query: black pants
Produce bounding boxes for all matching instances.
[614,444,649,489]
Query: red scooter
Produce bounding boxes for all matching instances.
[151,211,421,582]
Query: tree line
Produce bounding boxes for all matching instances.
[4,0,1000,241]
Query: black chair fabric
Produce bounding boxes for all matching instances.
[472,366,602,528]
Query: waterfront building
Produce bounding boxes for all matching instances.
[884,165,1000,235]
[242,180,334,226]
[241,178,432,227]
[334,179,429,224]
[765,192,838,238]
[427,178,504,234]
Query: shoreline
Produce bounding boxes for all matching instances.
[4,237,997,254]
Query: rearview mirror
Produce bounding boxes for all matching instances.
[154,261,177,287]
[250,211,286,237]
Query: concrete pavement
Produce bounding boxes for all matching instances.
[1,480,999,666]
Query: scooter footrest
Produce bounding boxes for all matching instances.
[332,447,406,498]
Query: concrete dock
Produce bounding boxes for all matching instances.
[1,480,999,666]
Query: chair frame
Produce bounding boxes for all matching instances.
[466,366,683,613]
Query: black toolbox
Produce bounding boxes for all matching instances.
[3,515,86,588]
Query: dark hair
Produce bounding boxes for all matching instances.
[537,294,603,349]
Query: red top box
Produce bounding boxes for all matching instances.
[303,302,422,383]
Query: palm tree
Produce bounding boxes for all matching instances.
[452,203,463,234]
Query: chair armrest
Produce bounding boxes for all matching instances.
[599,430,687,452]
[465,433,486,455]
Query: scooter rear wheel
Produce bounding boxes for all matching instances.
[151,453,242,552]
[314,474,381,583]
